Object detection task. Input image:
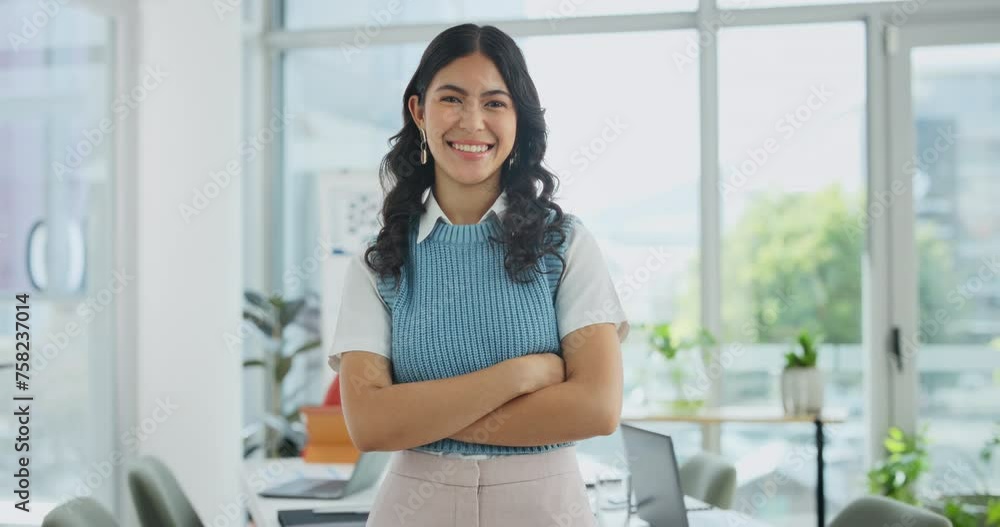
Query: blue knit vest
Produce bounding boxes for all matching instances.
[374,211,578,456]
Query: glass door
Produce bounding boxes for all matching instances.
[887,20,1000,498]
[0,3,118,521]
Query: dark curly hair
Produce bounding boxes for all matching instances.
[364,23,568,288]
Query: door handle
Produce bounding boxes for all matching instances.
[890,326,904,372]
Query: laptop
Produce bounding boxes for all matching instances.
[260,451,391,500]
[620,422,711,527]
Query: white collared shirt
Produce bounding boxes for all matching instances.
[327,187,631,374]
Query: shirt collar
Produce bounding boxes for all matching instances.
[416,187,507,244]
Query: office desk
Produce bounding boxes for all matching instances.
[623,406,848,527]
[242,457,772,527]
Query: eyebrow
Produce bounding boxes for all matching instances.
[434,84,512,99]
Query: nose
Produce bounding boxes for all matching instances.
[458,103,486,133]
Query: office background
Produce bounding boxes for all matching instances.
[0,0,998,525]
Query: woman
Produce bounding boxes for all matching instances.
[328,23,630,527]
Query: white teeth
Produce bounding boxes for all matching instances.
[450,142,490,153]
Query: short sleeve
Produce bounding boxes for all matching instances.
[327,252,392,374]
[555,219,631,343]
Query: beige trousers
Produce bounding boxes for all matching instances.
[365,445,598,527]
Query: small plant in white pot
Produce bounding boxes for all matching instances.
[781,329,824,415]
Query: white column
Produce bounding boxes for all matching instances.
[129,0,243,524]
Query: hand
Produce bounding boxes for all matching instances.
[513,352,566,395]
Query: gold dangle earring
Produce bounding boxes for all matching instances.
[419,127,428,165]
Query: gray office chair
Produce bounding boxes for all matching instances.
[128,455,204,527]
[42,497,119,527]
[830,496,951,527]
[678,452,737,509]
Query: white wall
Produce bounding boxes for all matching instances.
[128,0,242,524]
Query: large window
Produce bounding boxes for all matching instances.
[910,43,1000,494]
[282,43,425,298]
[520,30,702,461]
[714,22,867,523]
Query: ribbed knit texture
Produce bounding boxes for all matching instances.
[374,211,577,456]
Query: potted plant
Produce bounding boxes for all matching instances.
[640,322,716,413]
[242,290,323,457]
[780,329,824,415]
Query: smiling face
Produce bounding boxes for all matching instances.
[409,52,517,190]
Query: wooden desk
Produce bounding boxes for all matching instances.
[241,457,773,527]
[622,406,848,527]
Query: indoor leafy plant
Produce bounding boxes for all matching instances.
[784,329,820,368]
[780,329,824,415]
[932,423,1000,527]
[866,426,930,505]
[867,424,1000,527]
[242,290,323,457]
[640,322,716,413]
